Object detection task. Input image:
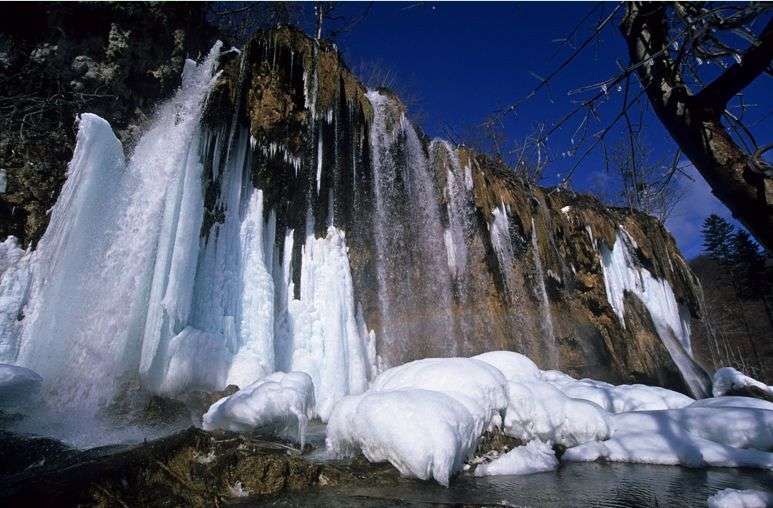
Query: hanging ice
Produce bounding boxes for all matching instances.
[599,229,710,398]
[278,226,377,420]
[0,237,32,362]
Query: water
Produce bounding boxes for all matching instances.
[531,218,558,367]
[269,462,773,507]
[367,91,456,365]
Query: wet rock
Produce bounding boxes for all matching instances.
[0,427,352,507]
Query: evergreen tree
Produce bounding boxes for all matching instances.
[701,214,735,266]
[731,230,767,300]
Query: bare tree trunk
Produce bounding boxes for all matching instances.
[620,2,773,250]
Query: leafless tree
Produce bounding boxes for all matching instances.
[621,2,772,249]
[492,2,771,248]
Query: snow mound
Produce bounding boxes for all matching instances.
[611,407,773,451]
[473,350,541,382]
[0,363,42,404]
[326,389,480,486]
[708,488,773,508]
[562,429,773,469]
[547,375,694,412]
[474,440,558,477]
[713,367,773,399]
[689,396,773,412]
[203,371,315,448]
[371,357,509,432]
[504,380,610,447]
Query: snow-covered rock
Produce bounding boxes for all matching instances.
[546,376,694,413]
[326,388,480,486]
[504,380,610,447]
[707,488,773,508]
[473,350,541,382]
[0,363,42,404]
[474,440,558,477]
[713,367,773,399]
[202,371,315,448]
[371,357,509,432]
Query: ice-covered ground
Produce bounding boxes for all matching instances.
[325,351,773,486]
[202,371,314,448]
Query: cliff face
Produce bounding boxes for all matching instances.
[0,22,709,398]
[203,28,709,395]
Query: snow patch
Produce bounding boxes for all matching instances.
[474,440,558,477]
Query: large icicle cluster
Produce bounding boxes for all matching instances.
[326,350,773,486]
[0,43,376,429]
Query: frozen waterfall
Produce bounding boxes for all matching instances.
[599,229,710,398]
[0,43,376,428]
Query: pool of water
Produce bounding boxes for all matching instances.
[265,461,772,507]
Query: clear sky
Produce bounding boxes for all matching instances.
[314,2,771,259]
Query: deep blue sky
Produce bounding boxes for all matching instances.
[303,2,771,258]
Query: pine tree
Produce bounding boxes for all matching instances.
[731,231,767,300]
[701,214,735,266]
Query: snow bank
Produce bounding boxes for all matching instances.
[326,389,480,486]
[707,489,773,508]
[473,351,541,382]
[0,363,41,404]
[504,380,610,447]
[611,407,773,451]
[689,396,773,412]
[713,367,773,399]
[203,371,314,448]
[474,440,558,477]
[371,357,509,432]
[550,378,694,413]
[562,430,773,469]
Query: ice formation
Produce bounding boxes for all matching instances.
[713,367,773,399]
[707,489,773,508]
[0,237,32,362]
[326,389,481,486]
[202,371,314,447]
[474,440,558,477]
[599,229,709,398]
[0,44,376,428]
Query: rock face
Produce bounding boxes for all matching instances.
[0,22,709,398]
[202,27,708,396]
[0,3,215,246]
